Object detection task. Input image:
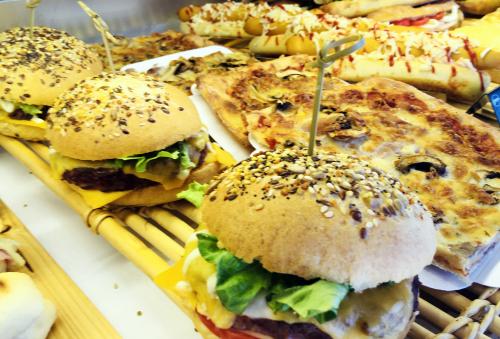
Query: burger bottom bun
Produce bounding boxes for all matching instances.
[0,122,45,141]
[113,161,222,206]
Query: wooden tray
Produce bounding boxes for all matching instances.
[0,199,119,339]
[0,135,498,339]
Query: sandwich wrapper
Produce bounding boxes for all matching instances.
[123,47,500,291]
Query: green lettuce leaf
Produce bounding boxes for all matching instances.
[197,233,271,314]
[179,142,195,170]
[196,233,351,323]
[18,103,42,116]
[115,150,179,172]
[267,279,350,323]
[176,182,208,208]
[113,141,195,173]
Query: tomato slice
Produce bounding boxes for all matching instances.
[410,17,430,26]
[198,314,257,339]
[431,11,445,20]
[392,18,411,26]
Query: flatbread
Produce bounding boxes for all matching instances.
[197,57,500,277]
[0,272,56,339]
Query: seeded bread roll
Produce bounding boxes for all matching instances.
[0,27,102,106]
[46,72,202,161]
[202,148,436,291]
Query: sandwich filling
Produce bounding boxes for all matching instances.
[390,3,461,29]
[167,230,418,339]
[0,100,48,129]
[49,130,209,193]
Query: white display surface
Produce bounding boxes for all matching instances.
[0,148,199,339]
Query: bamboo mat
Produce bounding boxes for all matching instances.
[0,134,499,339]
[0,199,120,339]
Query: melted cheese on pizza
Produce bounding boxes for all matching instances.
[198,61,499,277]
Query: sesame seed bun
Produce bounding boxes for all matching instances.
[202,148,436,291]
[113,161,222,206]
[0,27,102,106]
[0,122,45,141]
[46,72,202,160]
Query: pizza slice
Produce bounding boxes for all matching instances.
[197,57,499,277]
[197,54,347,148]
[90,30,213,70]
[147,51,256,95]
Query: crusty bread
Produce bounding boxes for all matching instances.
[0,272,56,339]
[330,58,489,102]
[0,122,45,142]
[0,27,102,106]
[114,161,222,206]
[457,0,500,14]
[320,0,431,17]
[367,1,455,21]
[202,148,436,291]
[47,72,202,160]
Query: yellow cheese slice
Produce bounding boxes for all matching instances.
[68,184,131,209]
[155,231,235,329]
[0,115,47,129]
[206,143,237,167]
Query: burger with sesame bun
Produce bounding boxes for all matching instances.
[162,148,436,339]
[46,71,234,208]
[0,26,102,141]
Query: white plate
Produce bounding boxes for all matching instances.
[121,45,234,73]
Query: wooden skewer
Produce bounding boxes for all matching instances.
[77,1,117,72]
[116,209,184,262]
[26,0,41,37]
[141,207,195,244]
